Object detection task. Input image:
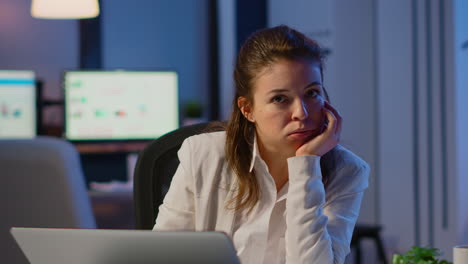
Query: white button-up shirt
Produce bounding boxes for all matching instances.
[232,136,289,264]
[154,131,369,264]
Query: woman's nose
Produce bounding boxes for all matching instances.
[292,100,309,121]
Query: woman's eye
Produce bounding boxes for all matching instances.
[272,95,287,103]
[305,89,319,98]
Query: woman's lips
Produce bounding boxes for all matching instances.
[288,130,316,140]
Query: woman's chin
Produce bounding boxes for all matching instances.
[288,141,305,152]
[289,132,320,149]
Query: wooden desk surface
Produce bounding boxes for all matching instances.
[76,142,150,154]
[89,190,135,229]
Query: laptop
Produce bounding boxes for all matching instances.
[10,227,241,264]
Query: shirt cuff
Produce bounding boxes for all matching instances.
[287,155,322,181]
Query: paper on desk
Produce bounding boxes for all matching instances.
[89,181,133,192]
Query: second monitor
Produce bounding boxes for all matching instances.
[0,70,37,139]
[64,70,179,141]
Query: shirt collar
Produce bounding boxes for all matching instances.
[248,133,260,173]
[248,133,290,200]
[277,181,289,202]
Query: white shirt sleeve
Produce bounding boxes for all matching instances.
[153,139,196,231]
[285,155,369,264]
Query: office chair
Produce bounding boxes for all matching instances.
[0,136,96,264]
[350,224,388,264]
[133,122,388,263]
[133,122,221,230]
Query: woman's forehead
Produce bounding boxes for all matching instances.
[253,59,322,93]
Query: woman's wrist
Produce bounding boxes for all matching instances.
[295,150,320,157]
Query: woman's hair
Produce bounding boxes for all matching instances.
[225,25,328,212]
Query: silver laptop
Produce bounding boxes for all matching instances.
[10,227,240,264]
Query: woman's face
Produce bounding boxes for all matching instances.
[239,59,326,157]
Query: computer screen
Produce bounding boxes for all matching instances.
[0,70,37,139]
[64,70,179,141]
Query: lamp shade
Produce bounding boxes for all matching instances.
[31,0,100,19]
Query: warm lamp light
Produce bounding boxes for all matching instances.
[31,0,100,19]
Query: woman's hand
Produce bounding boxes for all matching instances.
[295,101,342,156]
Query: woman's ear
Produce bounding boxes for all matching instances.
[237,97,255,122]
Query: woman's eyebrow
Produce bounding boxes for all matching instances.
[304,81,322,89]
[268,88,290,94]
[268,82,322,94]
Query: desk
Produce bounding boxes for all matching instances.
[76,142,150,154]
[78,143,146,185]
[89,190,135,229]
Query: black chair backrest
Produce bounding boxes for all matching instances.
[133,122,221,230]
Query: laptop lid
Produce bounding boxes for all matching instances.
[10,227,240,264]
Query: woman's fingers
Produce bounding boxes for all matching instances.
[296,102,342,157]
[324,101,342,139]
[323,108,336,135]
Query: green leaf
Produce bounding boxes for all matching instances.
[391,246,451,264]
[392,254,406,264]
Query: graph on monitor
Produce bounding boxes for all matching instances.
[64,70,179,141]
[0,70,36,139]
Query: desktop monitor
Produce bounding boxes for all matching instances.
[0,70,37,139]
[64,70,179,141]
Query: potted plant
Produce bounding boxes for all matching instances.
[392,246,452,264]
[183,100,205,126]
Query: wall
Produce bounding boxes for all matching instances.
[101,0,210,119]
[454,0,468,244]
[218,0,236,121]
[377,0,466,260]
[0,0,78,125]
[376,0,417,255]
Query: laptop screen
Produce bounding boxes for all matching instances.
[63,70,179,141]
[0,70,36,139]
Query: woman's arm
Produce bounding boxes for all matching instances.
[153,140,196,231]
[285,155,369,264]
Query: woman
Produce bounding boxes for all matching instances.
[154,25,369,264]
